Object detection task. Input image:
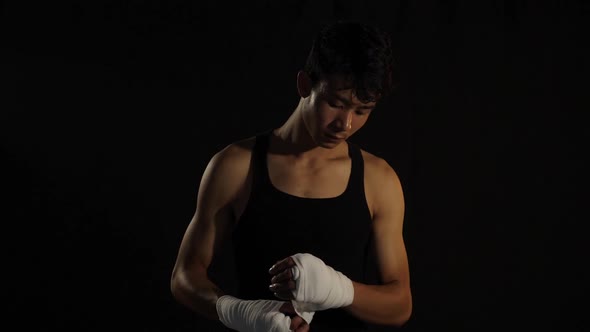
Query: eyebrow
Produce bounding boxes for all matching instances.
[330,93,376,110]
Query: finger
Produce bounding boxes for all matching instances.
[279,302,296,316]
[271,268,293,284]
[269,280,296,293]
[273,291,295,300]
[289,315,305,331]
[269,256,296,275]
[295,321,310,332]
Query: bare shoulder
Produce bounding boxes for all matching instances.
[214,136,256,164]
[199,136,256,205]
[360,149,401,186]
[207,135,258,181]
[360,149,404,219]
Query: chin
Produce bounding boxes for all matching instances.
[317,140,342,149]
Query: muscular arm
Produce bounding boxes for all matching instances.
[170,144,248,320]
[343,158,412,327]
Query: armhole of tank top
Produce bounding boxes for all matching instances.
[347,143,363,195]
[352,145,380,285]
[250,129,271,193]
[234,130,270,225]
[350,143,373,221]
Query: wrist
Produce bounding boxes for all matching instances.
[339,273,355,307]
[290,253,355,309]
[215,295,240,327]
[326,269,354,308]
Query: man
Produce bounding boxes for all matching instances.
[170,21,412,331]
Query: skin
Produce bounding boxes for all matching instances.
[170,70,411,331]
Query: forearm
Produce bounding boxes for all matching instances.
[343,281,412,327]
[170,270,225,321]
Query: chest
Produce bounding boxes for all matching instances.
[267,156,352,199]
[231,150,376,222]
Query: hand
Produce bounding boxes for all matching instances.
[268,256,297,300]
[280,301,312,332]
[216,295,310,332]
[269,253,355,312]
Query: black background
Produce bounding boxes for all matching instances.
[2,1,587,331]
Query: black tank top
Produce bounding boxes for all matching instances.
[232,130,379,331]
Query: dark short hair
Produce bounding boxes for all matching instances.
[303,21,395,103]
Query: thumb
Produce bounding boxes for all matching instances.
[279,301,297,316]
[268,311,292,332]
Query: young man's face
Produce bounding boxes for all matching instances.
[304,76,377,148]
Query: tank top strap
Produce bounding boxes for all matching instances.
[249,129,273,193]
[345,141,367,200]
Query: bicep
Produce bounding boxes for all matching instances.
[173,151,239,275]
[371,164,410,287]
[175,201,233,274]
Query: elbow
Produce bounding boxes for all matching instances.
[389,292,413,327]
[169,266,210,307]
[170,271,181,300]
[170,268,187,303]
[170,270,197,311]
[390,307,412,328]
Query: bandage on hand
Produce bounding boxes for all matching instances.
[289,253,354,312]
[216,295,313,332]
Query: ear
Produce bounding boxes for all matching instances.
[296,71,312,98]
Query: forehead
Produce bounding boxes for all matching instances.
[317,75,378,105]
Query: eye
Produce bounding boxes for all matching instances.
[328,102,344,109]
[355,110,370,116]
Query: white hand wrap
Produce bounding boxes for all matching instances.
[216,295,292,332]
[289,253,354,313]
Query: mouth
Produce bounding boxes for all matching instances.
[325,133,345,141]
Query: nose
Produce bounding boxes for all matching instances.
[333,110,353,132]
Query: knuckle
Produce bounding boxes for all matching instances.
[270,313,284,326]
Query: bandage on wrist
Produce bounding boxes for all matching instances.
[290,253,355,310]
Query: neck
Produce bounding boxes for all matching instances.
[271,98,345,160]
